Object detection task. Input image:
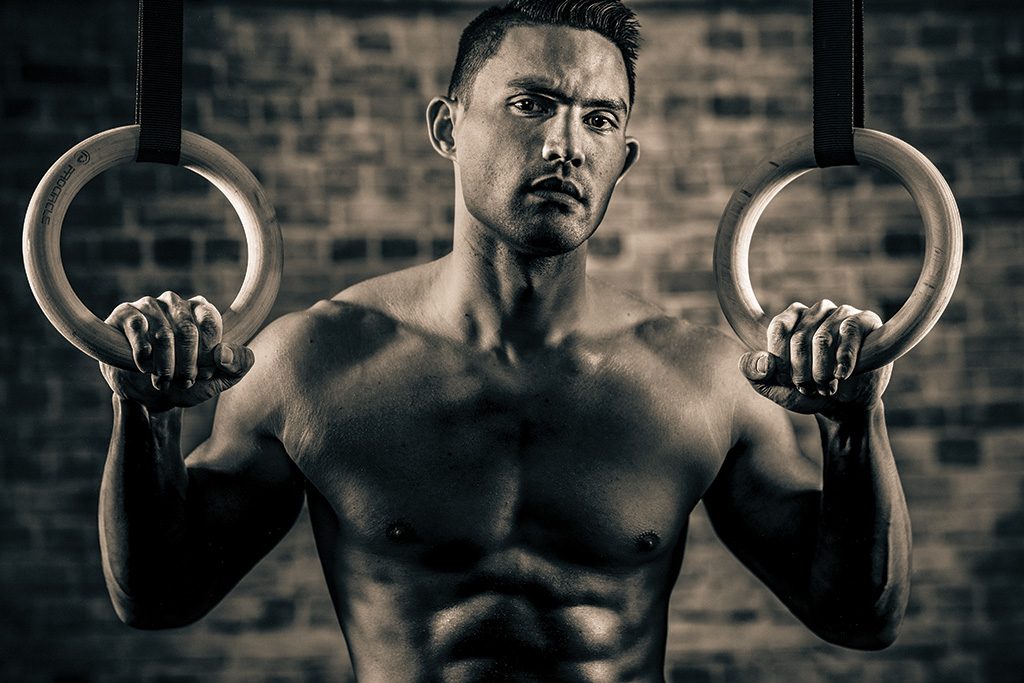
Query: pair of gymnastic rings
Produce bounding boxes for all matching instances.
[23,3,961,375]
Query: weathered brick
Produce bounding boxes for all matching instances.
[707,28,744,49]
[712,95,752,117]
[316,97,357,121]
[331,237,368,261]
[759,29,796,48]
[21,62,111,85]
[380,237,418,260]
[431,237,453,258]
[670,665,713,683]
[256,599,296,630]
[205,238,241,263]
[657,270,716,294]
[883,231,924,258]
[920,24,960,48]
[96,238,142,267]
[936,437,981,466]
[589,234,622,258]
[152,237,194,267]
[356,31,392,52]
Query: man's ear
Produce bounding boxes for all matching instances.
[426,96,458,161]
[615,136,641,187]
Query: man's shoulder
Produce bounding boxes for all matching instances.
[248,262,438,374]
[633,315,742,362]
[332,260,438,321]
[586,280,735,359]
[605,304,746,398]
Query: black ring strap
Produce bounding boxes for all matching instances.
[812,0,864,167]
[135,0,183,165]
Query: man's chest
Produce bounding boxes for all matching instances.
[284,342,731,567]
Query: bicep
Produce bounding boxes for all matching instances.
[703,388,822,609]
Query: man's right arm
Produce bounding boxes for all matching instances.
[98,293,307,629]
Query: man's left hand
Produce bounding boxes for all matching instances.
[739,299,892,419]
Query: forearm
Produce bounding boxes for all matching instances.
[808,400,912,647]
[98,396,208,627]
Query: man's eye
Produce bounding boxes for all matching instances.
[586,114,615,130]
[512,98,544,113]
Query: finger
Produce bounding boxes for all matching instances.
[766,302,807,362]
[739,351,776,383]
[789,299,837,394]
[131,296,175,391]
[189,296,223,375]
[212,343,255,379]
[158,291,199,389]
[813,305,858,395]
[107,302,152,373]
[834,309,884,380]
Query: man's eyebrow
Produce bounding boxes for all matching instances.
[506,77,628,115]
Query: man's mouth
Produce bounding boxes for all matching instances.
[527,177,584,203]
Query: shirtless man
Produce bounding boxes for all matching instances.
[98,1,911,680]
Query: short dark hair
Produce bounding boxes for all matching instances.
[447,0,641,108]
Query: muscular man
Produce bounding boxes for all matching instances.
[99,1,911,680]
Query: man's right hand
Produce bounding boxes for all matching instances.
[101,291,255,413]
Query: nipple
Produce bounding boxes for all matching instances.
[634,531,661,553]
[386,520,417,543]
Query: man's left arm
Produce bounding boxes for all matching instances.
[702,299,912,650]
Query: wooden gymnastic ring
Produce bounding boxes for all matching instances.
[714,128,962,374]
[23,125,282,371]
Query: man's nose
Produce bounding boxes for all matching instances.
[542,113,585,168]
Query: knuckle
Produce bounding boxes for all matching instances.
[839,318,861,336]
[197,317,220,340]
[768,318,793,339]
[126,314,147,333]
[195,302,221,322]
[152,327,175,345]
[813,330,833,348]
[177,322,199,344]
[862,310,884,327]
[837,304,859,316]
[809,298,833,312]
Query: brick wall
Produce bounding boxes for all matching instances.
[1,1,1021,681]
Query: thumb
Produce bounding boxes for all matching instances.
[213,343,255,380]
[739,351,776,383]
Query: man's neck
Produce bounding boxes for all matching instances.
[436,216,590,363]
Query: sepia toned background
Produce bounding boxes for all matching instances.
[1,0,1021,680]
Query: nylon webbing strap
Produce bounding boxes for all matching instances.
[135,0,183,165]
[812,0,864,167]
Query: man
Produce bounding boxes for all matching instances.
[98,0,911,680]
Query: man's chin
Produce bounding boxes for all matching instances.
[509,221,594,257]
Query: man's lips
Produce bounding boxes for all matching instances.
[526,176,584,203]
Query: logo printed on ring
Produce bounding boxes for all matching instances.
[76,150,91,165]
[40,163,76,227]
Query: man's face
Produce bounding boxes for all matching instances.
[448,24,638,256]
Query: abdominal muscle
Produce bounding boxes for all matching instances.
[339,562,668,683]
[309,495,676,683]
[425,594,657,683]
